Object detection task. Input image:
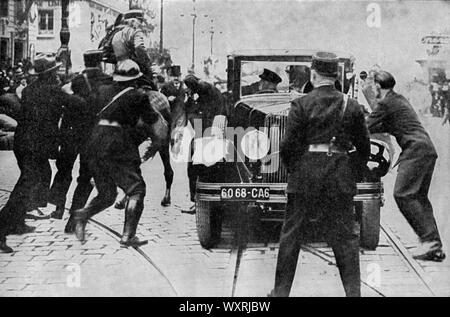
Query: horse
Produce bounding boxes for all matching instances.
[113,83,187,208]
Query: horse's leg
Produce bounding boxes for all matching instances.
[114,189,128,210]
[159,143,173,207]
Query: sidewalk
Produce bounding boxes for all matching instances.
[0,153,176,297]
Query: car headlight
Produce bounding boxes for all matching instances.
[240,130,270,160]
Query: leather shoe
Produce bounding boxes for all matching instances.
[0,239,13,253]
[64,214,76,234]
[181,204,196,215]
[25,208,50,220]
[7,224,35,235]
[120,236,148,247]
[412,241,446,262]
[50,206,65,219]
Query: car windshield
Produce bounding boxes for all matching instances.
[240,60,344,96]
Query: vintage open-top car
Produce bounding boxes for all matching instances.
[194,49,392,249]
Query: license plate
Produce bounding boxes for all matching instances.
[220,186,270,201]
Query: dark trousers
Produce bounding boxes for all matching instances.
[187,137,208,202]
[187,161,207,203]
[69,149,94,212]
[0,149,51,235]
[394,156,441,243]
[78,126,146,217]
[274,193,361,297]
[49,138,80,208]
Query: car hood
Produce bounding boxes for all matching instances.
[237,93,301,115]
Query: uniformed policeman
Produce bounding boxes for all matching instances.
[242,68,282,96]
[49,50,113,220]
[111,9,153,81]
[60,50,114,232]
[367,71,445,261]
[72,60,159,247]
[271,52,371,297]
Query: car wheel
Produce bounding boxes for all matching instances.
[195,200,223,249]
[359,200,381,250]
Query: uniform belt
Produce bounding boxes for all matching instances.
[98,119,122,127]
[308,144,346,154]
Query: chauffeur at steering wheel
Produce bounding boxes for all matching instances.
[242,68,282,96]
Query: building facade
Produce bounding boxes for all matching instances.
[33,0,128,72]
[0,0,31,68]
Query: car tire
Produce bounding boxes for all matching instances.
[195,200,223,249]
[359,200,381,250]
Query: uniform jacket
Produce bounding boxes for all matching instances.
[281,85,370,195]
[69,69,114,136]
[366,90,437,163]
[186,81,226,131]
[111,25,152,76]
[14,79,85,157]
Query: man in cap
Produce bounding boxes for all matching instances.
[271,52,370,296]
[242,68,282,96]
[0,54,85,253]
[367,70,445,261]
[111,9,153,81]
[182,74,227,214]
[72,59,159,247]
[49,50,113,222]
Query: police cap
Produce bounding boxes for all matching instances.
[311,51,339,77]
[83,50,103,68]
[124,9,144,21]
[259,68,282,84]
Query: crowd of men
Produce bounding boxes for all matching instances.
[0,9,226,253]
[0,8,447,298]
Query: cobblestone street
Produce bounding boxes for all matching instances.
[1,116,449,297]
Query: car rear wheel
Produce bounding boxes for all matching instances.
[195,200,223,249]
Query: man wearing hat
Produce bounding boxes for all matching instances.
[1,54,85,253]
[111,9,152,81]
[367,70,445,262]
[161,65,185,109]
[49,50,113,222]
[72,59,159,247]
[271,52,370,296]
[242,68,282,96]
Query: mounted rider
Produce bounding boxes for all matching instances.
[110,9,153,82]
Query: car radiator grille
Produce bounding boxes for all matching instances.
[262,112,289,183]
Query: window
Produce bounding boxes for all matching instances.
[15,0,24,16]
[0,0,8,18]
[38,10,54,35]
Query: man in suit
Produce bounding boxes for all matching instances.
[242,68,282,96]
[271,52,371,297]
[182,74,227,214]
[367,71,445,261]
[50,50,113,223]
[286,65,314,94]
[0,55,85,253]
[160,65,185,111]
